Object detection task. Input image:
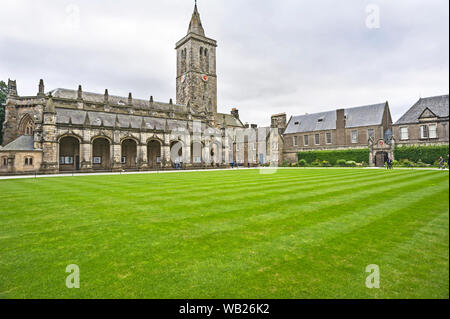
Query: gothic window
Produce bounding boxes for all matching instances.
[181,48,187,74]
[205,48,209,73]
[200,47,205,72]
[19,114,35,136]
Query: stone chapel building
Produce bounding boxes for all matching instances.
[0,5,279,175]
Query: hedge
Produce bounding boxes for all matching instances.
[394,145,449,164]
[298,148,369,165]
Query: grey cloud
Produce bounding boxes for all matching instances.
[0,0,448,127]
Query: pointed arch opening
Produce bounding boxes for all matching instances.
[147,139,162,169]
[191,141,203,167]
[59,136,80,171]
[121,138,138,169]
[19,114,35,136]
[92,137,111,170]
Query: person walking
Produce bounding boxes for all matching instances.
[439,156,445,169]
[388,158,393,170]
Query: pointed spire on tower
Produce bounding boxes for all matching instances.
[188,1,205,36]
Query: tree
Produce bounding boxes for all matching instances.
[0,80,7,145]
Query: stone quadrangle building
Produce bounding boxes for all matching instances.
[0,5,449,175]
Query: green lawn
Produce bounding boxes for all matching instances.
[0,168,448,299]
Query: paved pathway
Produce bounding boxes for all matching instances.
[0,166,447,181]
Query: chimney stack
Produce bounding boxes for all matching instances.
[231,108,239,119]
[336,109,346,145]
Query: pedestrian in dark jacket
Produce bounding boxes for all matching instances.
[439,156,445,169]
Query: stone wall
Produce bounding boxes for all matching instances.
[393,120,449,146]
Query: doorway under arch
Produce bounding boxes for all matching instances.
[59,136,80,171]
[121,139,138,169]
[148,140,162,169]
[92,138,111,170]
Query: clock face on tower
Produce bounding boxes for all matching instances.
[201,74,208,82]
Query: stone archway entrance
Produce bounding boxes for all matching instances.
[147,140,162,169]
[121,139,137,169]
[92,138,111,170]
[170,141,183,167]
[59,136,80,171]
[369,138,395,167]
[191,141,203,167]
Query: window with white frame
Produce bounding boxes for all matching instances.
[420,125,429,138]
[351,130,358,143]
[400,127,409,140]
[368,128,375,140]
[429,124,437,138]
[326,132,332,144]
[293,136,298,146]
[303,135,309,146]
[314,134,320,145]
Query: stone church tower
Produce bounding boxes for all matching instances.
[175,4,217,118]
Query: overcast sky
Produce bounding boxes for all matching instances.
[0,0,448,126]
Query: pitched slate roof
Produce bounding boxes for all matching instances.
[0,135,35,151]
[56,108,220,132]
[49,88,187,113]
[284,102,387,134]
[395,94,449,125]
